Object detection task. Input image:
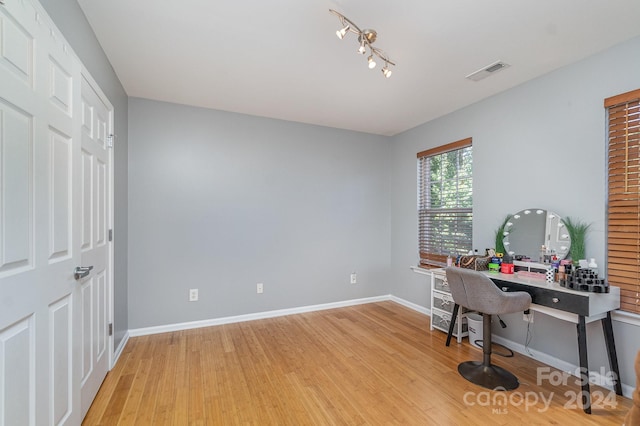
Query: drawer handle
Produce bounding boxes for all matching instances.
[552,297,559,303]
[502,287,508,292]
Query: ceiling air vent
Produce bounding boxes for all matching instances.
[465,61,510,82]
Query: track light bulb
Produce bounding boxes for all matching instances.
[368,55,376,69]
[336,25,349,39]
[358,43,366,55]
[382,65,392,78]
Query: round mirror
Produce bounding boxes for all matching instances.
[502,209,571,261]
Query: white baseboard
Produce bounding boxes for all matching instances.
[492,334,633,398]
[111,331,130,368]
[128,295,392,337]
[389,295,430,316]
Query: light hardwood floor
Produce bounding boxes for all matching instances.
[83,302,632,425]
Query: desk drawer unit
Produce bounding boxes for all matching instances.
[433,291,455,313]
[493,278,589,316]
[432,310,468,336]
[433,274,450,292]
[430,268,469,342]
[433,291,470,314]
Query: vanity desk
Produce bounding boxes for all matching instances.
[497,207,621,413]
[416,207,623,413]
[465,268,621,414]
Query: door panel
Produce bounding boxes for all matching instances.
[0,99,33,275]
[0,315,35,426]
[0,5,34,89]
[49,129,72,262]
[50,295,73,425]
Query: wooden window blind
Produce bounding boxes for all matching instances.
[606,89,640,314]
[417,138,472,267]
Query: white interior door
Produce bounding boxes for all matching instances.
[79,73,112,418]
[0,1,113,424]
[0,1,80,425]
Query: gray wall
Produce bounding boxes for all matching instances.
[390,36,640,387]
[127,98,391,328]
[39,0,129,348]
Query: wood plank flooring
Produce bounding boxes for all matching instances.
[83,302,632,425]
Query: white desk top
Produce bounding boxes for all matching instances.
[414,266,620,323]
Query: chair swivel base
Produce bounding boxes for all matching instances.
[458,361,519,390]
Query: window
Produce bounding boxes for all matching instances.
[606,89,640,315]
[417,138,472,268]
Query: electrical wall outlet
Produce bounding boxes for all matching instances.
[523,311,534,323]
[257,283,263,294]
[189,288,198,302]
[350,273,357,284]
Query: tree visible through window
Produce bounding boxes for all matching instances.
[417,138,473,267]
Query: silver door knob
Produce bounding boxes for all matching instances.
[74,266,93,280]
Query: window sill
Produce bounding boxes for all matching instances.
[410,265,432,276]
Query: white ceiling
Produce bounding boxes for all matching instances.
[77,0,640,136]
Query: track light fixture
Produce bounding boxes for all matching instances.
[329,9,396,78]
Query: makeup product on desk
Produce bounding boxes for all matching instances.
[500,254,514,274]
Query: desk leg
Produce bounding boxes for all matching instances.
[577,315,591,414]
[446,304,459,347]
[602,311,623,396]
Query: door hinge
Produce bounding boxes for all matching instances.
[108,229,113,242]
[108,323,113,336]
[107,134,114,148]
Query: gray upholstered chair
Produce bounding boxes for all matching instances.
[444,267,531,390]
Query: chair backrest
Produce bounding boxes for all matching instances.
[445,267,531,315]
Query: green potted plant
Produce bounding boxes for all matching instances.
[563,216,591,263]
[494,215,511,255]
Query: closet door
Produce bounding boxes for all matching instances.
[79,73,112,418]
[0,1,112,424]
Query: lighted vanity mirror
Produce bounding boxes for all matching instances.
[502,209,571,261]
